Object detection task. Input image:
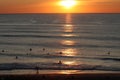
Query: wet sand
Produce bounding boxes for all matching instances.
[0,73,120,80]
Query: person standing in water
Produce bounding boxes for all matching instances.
[28,48,32,55]
[15,56,18,59]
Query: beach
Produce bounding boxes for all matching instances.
[0,73,120,80]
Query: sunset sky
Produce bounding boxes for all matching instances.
[0,0,120,13]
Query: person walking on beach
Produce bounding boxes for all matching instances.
[35,66,39,74]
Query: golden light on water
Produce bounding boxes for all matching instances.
[60,13,77,57]
[66,14,71,23]
[61,40,75,45]
[58,70,78,74]
[62,34,75,37]
[63,24,73,32]
[62,48,77,56]
[63,61,76,65]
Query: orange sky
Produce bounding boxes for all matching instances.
[0,0,120,13]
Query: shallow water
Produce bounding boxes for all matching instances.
[0,13,120,74]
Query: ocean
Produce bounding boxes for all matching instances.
[0,13,120,74]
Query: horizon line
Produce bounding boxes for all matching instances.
[0,12,120,15]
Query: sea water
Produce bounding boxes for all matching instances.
[0,13,120,74]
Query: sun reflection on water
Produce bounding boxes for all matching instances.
[62,48,77,56]
[63,24,74,32]
[62,34,75,37]
[56,14,79,74]
[60,14,77,57]
[58,70,79,74]
[63,61,76,65]
[61,40,75,46]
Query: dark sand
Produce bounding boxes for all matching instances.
[0,73,120,80]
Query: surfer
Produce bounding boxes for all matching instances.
[43,48,45,51]
[59,52,63,54]
[58,60,62,65]
[29,48,32,51]
[2,50,5,52]
[107,51,110,55]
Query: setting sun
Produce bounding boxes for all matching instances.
[60,0,77,9]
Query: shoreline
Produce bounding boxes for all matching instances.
[0,73,120,80]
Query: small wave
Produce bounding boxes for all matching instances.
[0,53,120,62]
[0,62,120,71]
[101,58,120,61]
[0,41,120,49]
[0,34,120,41]
[0,23,66,26]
